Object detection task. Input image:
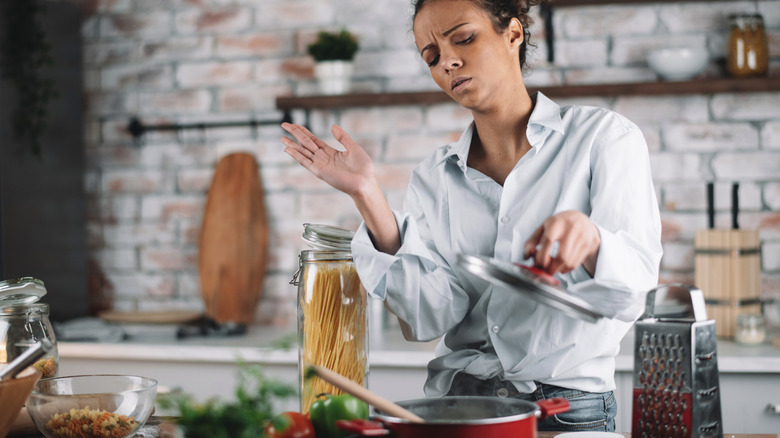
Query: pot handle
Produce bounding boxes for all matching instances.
[336,419,391,436]
[536,398,570,419]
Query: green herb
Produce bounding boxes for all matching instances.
[304,366,318,381]
[270,332,298,351]
[307,30,359,62]
[158,364,296,438]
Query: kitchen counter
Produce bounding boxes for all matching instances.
[10,415,778,438]
[56,319,780,372]
[55,323,780,434]
[58,322,780,372]
[58,323,438,369]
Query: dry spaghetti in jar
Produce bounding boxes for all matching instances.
[292,224,368,414]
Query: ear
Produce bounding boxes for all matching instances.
[506,17,524,50]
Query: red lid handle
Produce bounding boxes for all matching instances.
[536,398,570,419]
[336,419,390,436]
[516,264,561,287]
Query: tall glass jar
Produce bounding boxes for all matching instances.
[727,13,768,77]
[0,277,59,378]
[292,224,368,413]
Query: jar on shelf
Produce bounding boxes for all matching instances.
[0,277,58,377]
[727,13,769,77]
[291,224,368,414]
[735,313,766,345]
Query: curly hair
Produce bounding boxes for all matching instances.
[412,0,544,69]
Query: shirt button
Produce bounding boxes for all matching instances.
[497,387,510,398]
[457,159,464,167]
[491,325,500,333]
[500,216,510,224]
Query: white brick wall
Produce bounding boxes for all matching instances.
[71,0,780,325]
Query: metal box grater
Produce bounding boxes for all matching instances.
[632,284,723,438]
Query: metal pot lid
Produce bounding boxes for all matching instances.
[302,223,355,251]
[0,277,47,306]
[455,254,604,323]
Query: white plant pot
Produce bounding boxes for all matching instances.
[314,60,354,95]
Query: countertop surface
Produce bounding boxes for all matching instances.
[56,320,780,373]
[9,415,778,438]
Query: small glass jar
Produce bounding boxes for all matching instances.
[727,13,769,77]
[735,314,766,345]
[292,224,368,413]
[0,277,59,377]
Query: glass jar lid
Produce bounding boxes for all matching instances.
[0,277,47,306]
[302,223,355,251]
[728,13,764,27]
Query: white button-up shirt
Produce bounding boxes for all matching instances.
[351,92,663,396]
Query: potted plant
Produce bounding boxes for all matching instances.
[307,29,359,95]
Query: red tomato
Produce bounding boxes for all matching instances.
[264,411,315,438]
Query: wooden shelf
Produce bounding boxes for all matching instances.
[276,76,780,111]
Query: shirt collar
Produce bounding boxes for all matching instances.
[433,121,474,170]
[432,92,564,170]
[529,92,564,135]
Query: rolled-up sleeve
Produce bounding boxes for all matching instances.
[351,182,472,342]
[568,122,663,321]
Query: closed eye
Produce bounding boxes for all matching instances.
[427,54,440,67]
[457,33,475,45]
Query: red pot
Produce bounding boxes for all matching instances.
[337,396,569,438]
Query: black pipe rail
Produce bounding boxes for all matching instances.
[127,110,294,143]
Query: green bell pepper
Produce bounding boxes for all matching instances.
[308,393,369,438]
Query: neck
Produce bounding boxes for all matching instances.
[467,89,534,185]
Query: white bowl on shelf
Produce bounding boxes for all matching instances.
[646,47,709,81]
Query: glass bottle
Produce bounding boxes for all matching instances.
[292,224,368,414]
[0,277,59,378]
[727,14,769,77]
[735,313,766,345]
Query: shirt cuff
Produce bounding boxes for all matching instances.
[350,211,437,300]
[565,224,651,321]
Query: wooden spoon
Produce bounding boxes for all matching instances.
[308,365,425,423]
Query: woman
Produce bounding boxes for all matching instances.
[282,0,662,432]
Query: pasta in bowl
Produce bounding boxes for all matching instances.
[26,374,157,438]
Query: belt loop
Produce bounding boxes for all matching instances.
[534,381,545,400]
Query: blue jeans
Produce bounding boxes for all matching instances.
[446,373,617,432]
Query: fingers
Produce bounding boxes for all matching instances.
[281,122,328,154]
[534,231,559,273]
[522,211,600,275]
[523,225,543,260]
[282,137,321,176]
[331,124,359,151]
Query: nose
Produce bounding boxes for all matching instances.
[442,52,461,72]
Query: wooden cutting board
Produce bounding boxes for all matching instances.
[199,153,268,324]
[98,310,203,324]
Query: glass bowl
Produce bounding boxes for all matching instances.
[26,374,158,438]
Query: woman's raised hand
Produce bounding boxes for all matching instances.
[282,122,402,254]
[523,210,601,276]
[281,122,377,198]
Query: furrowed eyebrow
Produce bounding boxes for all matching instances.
[419,22,469,57]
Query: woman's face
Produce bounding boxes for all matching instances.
[413,0,524,111]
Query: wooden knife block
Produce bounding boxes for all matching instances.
[694,229,761,339]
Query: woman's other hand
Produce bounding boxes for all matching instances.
[282,122,401,254]
[281,122,377,198]
[523,211,600,276]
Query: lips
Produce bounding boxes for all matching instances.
[450,77,471,92]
